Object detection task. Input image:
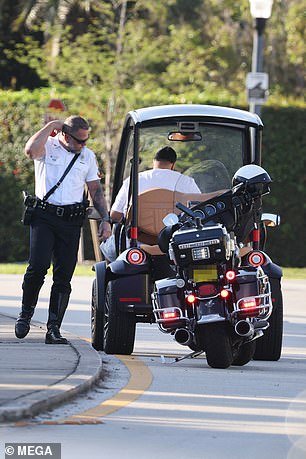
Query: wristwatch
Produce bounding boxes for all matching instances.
[102,216,112,223]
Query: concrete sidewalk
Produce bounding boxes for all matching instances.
[0,313,103,423]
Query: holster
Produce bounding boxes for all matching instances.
[21,192,38,226]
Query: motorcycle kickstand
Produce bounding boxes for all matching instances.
[171,350,204,363]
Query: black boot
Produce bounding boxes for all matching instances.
[15,305,35,339]
[45,324,68,344]
[45,292,70,345]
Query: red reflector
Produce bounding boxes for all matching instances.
[119,297,142,302]
[186,294,196,304]
[225,270,236,281]
[127,249,145,264]
[247,251,265,267]
[252,229,260,242]
[220,289,230,299]
[130,227,138,239]
[198,284,217,296]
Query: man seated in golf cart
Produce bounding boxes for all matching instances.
[100,146,201,261]
[111,146,200,221]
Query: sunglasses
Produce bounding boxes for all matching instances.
[66,132,89,145]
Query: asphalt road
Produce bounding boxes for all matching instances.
[0,275,305,459]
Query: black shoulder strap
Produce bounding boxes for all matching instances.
[43,153,79,201]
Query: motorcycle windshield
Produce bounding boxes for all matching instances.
[175,159,232,194]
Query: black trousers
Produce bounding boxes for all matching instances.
[22,208,82,307]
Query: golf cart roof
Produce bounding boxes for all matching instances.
[127,104,263,128]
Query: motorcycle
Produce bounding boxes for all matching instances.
[152,161,280,369]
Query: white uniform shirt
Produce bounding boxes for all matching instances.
[112,168,201,216]
[34,135,99,205]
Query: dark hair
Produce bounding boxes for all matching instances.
[63,115,89,134]
[154,146,177,163]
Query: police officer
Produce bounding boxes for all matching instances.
[15,116,111,344]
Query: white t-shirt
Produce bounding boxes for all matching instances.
[111,168,201,215]
[34,135,100,205]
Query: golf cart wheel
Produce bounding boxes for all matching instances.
[91,279,104,351]
[104,280,136,355]
[253,278,283,361]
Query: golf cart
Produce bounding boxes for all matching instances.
[91,104,283,365]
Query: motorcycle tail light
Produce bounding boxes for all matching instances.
[160,308,181,320]
[198,284,217,296]
[239,297,263,317]
[225,270,236,282]
[240,297,262,309]
[127,248,145,264]
[186,294,196,304]
[247,251,266,267]
[220,289,230,299]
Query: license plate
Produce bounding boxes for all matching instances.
[193,266,217,282]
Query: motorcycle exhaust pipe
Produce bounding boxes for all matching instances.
[174,328,194,346]
[235,320,254,338]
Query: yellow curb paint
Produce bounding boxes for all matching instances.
[14,338,153,426]
[62,355,153,423]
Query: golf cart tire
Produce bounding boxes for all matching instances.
[91,278,104,351]
[104,279,136,355]
[253,278,283,361]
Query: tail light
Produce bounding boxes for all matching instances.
[198,284,217,296]
[220,289,230,299]
[239,297,263,317]
[160,308,181,320]
[240,297,262,309]
[247,251,266,267]
[225,270,236,282]
[186,294,196,304]
[127,248,145,264]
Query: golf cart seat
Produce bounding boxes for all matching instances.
[134,188,226,254]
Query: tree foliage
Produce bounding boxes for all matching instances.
[0,0,304,98]
[0,0,305,265]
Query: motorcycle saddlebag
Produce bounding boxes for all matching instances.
[154,278,179,309]
[232,267,261,300]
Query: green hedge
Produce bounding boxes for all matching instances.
[261,106,306,267]
[0,92,305,266]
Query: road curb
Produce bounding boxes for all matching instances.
[0,325,103,423]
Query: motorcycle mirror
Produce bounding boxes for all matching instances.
[163,213,179,226]
[261,213,280,227]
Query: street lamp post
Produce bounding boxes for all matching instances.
[248,0,273,116]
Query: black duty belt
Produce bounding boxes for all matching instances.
[36,200,86,220]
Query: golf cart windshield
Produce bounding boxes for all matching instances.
[123,122,245,187]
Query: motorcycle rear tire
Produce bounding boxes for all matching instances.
[104,279,136,355]
[232,340,256,366]
[201,323,234,369]
[253,278,283,361]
